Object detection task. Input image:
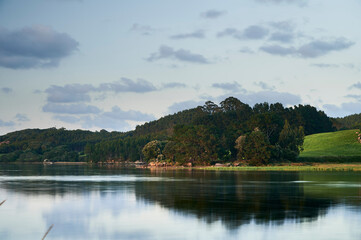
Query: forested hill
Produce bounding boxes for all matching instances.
[132,99,334,137]
[0,97,340,164]
[0,128,124,162]
[132,107,204,138]
[334,113,361,130]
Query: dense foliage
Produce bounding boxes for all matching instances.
[0,97,337,165]
[334,113,361,130]
[0,128,124,162]
[235,130,270,166]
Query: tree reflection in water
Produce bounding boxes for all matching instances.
[134,169,333,228]
[1,164,360,230]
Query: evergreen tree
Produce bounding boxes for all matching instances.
[275,120,305,161]
[142,140,162,162]
[235,129,270,166]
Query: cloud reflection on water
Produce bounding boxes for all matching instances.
[0,166,361,239]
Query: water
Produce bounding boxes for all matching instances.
[0,164,360,240]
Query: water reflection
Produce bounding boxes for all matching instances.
[134,170,333,229]
[0,164,360,240]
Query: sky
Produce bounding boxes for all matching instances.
[0,0,361,135]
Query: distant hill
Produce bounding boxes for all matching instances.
[334,113,361,130]
[0,128,124,162]
[300,129,361,162]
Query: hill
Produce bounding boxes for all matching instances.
[334,114,361,130]
[300,129,361,162]
[132,107,204,137]
[0,128,124,162]
[0,97,336,164]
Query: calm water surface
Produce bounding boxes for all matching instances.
[0,164,360,240]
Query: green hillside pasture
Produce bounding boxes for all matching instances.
[299,129,361,162]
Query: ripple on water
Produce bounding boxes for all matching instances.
[0,175,194,183]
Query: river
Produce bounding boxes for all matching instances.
[0,164,360,239]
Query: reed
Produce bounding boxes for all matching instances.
[42,224,54,240]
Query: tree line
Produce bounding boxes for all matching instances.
[0,128,124,162]
[88,97,334,165]
[0,97,337,164]
[334,113,361,130]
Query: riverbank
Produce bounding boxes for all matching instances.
[0,161,88,165]
[197,163,361,171]
[2,162,361,171]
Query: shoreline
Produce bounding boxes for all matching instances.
[197,163,361,171]
[1,162,361,171]
[0,162,88,165]
[144,163,361,171]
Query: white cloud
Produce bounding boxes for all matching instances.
[260,38,354,58]
[232,91,301,106]
[1,87,12,93]
[103,106,154,121]
[217,25,269,40]
[0,25,78,69]
[212,82,246,93]
[130,23,158,36]
[168,100,203,113]
[323,102,361,117]
[44,78,159,105]
[200,9,227,19]
[269,20,295,32]
[46,84,94,103]
[98,78,157,93]
[162,82,187,89]
[170,30,205,40]
[255,81,275,91]
[211,83,301,106]
[255,0,307,6]
[43,103,101,114]
[349,82,361,90]
[50,105,155,132]
[269,32,294,43]
[53,115,80,124]
[80,115,130,131]
[310,63,339,68]
[0,119,15,127]
[15,113,30,122]
[147,45,210,64]
[239,47,254,54]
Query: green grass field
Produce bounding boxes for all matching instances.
[300,129,361,158]
[199,129,361,170]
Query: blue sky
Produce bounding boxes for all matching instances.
[1,0,361,134]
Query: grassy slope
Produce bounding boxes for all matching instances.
[300,129,361,157]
